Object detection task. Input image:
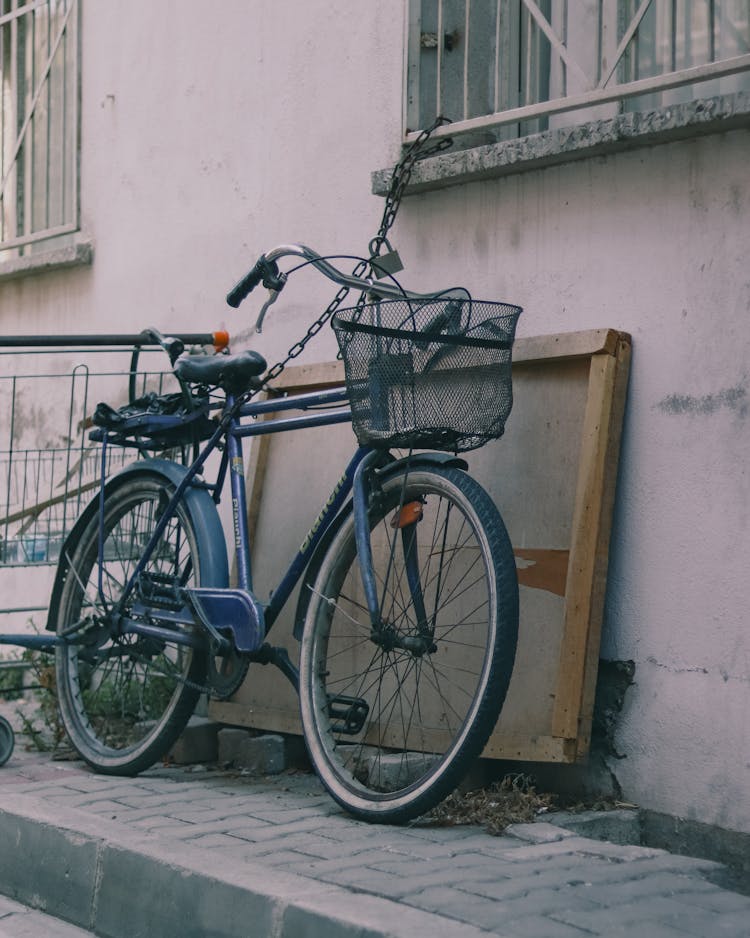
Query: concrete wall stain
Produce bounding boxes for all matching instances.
[656,384,747,418]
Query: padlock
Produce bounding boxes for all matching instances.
[369,238,405,279]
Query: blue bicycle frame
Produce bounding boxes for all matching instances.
[98,383,385,668]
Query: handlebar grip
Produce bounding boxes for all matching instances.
[226,256,269,308]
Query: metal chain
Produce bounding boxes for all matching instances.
[243,116,453,401]
[370,116,453,258]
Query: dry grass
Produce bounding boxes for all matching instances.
[424,774,558,834]
[423,774,631,834]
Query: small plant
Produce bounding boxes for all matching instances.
[0,650,27,701]
[18,644,66,751]
[1,621,67,753]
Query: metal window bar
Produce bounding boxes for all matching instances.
[406,0,750,143]
[0,0,79,256]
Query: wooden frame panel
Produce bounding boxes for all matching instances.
[210,329,631,764]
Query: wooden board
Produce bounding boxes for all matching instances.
[210,329,631,763]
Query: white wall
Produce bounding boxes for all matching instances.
[393,134,750,835]
[0,1,747,835]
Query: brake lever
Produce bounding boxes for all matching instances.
[251,269,288,334]
[254,287,282,334]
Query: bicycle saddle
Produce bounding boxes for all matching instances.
[175,349,267,394]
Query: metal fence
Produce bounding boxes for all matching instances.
[0,343,183,569]
[1,365,125,566]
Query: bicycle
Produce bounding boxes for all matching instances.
[43,241,522,825]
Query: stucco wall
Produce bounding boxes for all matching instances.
[0,1,747,835]
[392,132,750,835]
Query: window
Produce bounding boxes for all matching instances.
[406,1,750,144]
[1,0,79,262]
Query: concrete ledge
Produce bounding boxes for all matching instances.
[0,793,489,938]
[0,240,93,282]
[372,91,750,195]
[640,809,750,892]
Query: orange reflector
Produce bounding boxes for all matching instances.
[390,501,423,529]
[213,329,230,353]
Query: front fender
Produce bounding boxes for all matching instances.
[376,451,467,480]
[46,458,228,632]
[291,450,468,641]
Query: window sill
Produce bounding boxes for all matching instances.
[372,91,750,196]
[0,239,93,283]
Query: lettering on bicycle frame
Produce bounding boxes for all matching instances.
[231,457,245,549]
[232,498,242,549]
[300,470,347,554]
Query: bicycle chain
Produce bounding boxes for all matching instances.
[242,116,453,401]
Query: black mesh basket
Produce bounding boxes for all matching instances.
[332,296,522,453]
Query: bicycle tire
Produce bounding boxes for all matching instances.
[54,471,212,775]
[298,464,518,823]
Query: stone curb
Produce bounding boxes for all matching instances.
[0,793,497,938]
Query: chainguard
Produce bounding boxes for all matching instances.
[186,588,266,653]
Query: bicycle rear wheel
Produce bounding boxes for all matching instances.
[299,464,518,823]
[54,472,209,775]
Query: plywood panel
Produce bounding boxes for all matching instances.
[210,330,631,764]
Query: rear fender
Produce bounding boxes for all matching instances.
[46,458,228,632]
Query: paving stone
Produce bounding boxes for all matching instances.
[679,885,750,913]
[499,913,596,937]
[553,895,731,934]
[460,858,625,900]
[404,884,527,933]
[580,871,719,906]
[495,835,636,862]
[319,866,417,898]
[544,808,642,846]
[2,750,748,938]
[240,815,340,842]
[505,822,578,843]
[275,848,402,878]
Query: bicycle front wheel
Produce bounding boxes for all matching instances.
[299,464,518,824]
[54,472,209,775]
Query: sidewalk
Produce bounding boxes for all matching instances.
[0,743,749,938]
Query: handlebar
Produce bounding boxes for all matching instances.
[226,256,286,309]
[226,244,435,334]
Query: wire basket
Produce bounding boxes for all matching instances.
[332,296,522,452]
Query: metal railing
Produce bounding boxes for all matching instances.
[0,332,214,569]
[406,0,750,143]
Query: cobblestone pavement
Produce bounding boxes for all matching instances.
[0,746,749,937]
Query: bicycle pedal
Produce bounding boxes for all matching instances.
[328,694,369,735]
[135,572,183,611]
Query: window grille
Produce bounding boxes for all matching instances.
[406,0,750,143]
[0,0,79,260]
